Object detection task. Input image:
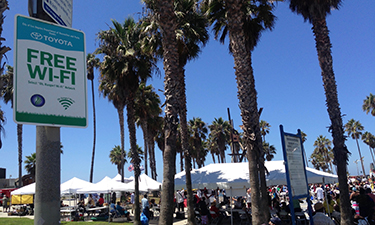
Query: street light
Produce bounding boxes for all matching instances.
[9,175,11,187]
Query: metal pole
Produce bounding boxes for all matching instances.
[35,126,61,225]
[28,1,62,224]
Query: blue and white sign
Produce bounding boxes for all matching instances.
[14,15,87,128]
[42,0,73,27]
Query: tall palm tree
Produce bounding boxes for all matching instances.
[202,0,278,222]
[363,93,375,116]
[313,135,334,172]
[109,145,127,175]
[287,1,351,223]
[0,65,23,187]
[145,1,181,224]
[24,153,36,181]
[188,117,208,168]
[208,117,231,163]
[362,131,375,166]
[99,17,156,224]
[174,1,209,222]
[86,53,100,183]
[135,83,161,176]
[345,119,365,176]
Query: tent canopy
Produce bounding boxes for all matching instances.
[126,174,161,192]
[112,174,133,183]
[61,177,92,194]
[175,160,338,195]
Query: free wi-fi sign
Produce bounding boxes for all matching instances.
[14,15,87,128]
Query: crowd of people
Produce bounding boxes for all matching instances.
[173,176,375,225]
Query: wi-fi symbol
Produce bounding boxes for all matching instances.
[58,97,75,110]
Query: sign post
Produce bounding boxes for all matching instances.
[280,125,313,225]
[15,2,85,222]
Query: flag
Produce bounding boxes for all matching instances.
[128,164,134,172]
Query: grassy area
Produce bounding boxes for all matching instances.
[0,218,132,225]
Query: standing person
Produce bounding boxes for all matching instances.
[199,197,209,224]
[142,194,150,219]
[316,185,324,202]
[2,194,9,212]
[176,189,184,212]
[130,192,135,213]
[246,188,252,208]
[112,192,117,204]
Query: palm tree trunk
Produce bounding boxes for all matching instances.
[211,153,216,163]
[116,106,126,183]
[127,99,141,224]
[226,0,263,224]
[155,0,180,223]
[370,147,375,166]
[89,80,96,183]
[17,124,23,187]
[178,66,197,225]
[149,138,157,180]
[355,138,366,176]
[142,123,148,175]
[312,17,352,225]
[180,151,184,172]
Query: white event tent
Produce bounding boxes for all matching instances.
[125,173,162,192]
[175,160,338,196]
[75,176,143,194]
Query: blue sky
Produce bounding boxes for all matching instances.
[1,0,375,184]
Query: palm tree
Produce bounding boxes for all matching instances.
[86,53,100,183]
[263,142,276,161]
[363,93,375,116]
[135,83,161,176]
[208,117,231,163]
[0,0,10,92]
[362,131,375,166]
[24,153,36,181]
[345,119,365,176]
[173,1,209,223]
[0,65,23,187]
[188,117,208,168]
[109,145,127,175]
[313,135,334,172]
[287,1,351,223]
[202,0,278,222]
[144,0,184,223]
[259,120,271,143]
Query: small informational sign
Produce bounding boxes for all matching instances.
[14,15,87,128]
[280,125,313,225]
[284,135,307,196]
[42,0,73,27]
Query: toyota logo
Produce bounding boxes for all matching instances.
[30,32,43,40]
